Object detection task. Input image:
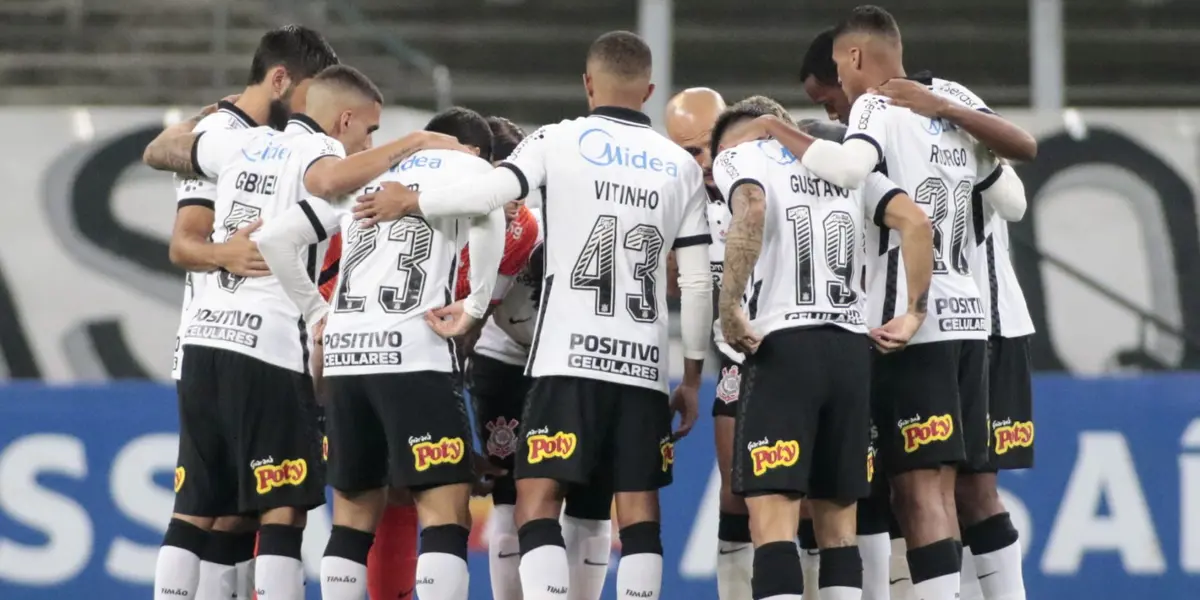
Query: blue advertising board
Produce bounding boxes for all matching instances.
[0,375,1198,599]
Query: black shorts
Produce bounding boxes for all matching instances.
[469,355,615,518]
[515,375,672,493]
[980,335,1034,471]
[732,326,872,501]
[174,345,326,517]
[325,371,474,493]
[711,354,744,418]
[871,339,989,474]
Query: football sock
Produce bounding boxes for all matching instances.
[751,541,804,600]
[819,546,864,600]
[798,519,821,600]
[617,522,663,600]
[519,518,571,600]
[369,504,419,600]
[856,533,890,600]
[562,514,612,600]
[963,513,1025,600]
[907,538,961,600]
[488,504,523,600]
[321,525,373,600]
[155,519,208,600]
[255,524,305,600]
[717,512,754,600]
[416,524,470,600]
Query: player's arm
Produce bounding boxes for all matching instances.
[302,131,468,201]
[675,165,715,387]
[143,126,246,177]
[750,106,881,190]
[462,208,508,321]
[256,199,342,328]
[975,158,1028,222]
[867,173,933,320]
[712,148,765,354]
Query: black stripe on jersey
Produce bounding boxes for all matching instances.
[977,107,996,116]
[190,132,208,178]
[498,162,529,200]
[986,236,1001,335]
[217,100,258,128]
[289,114,325,134]
[881,247,900,324]
[975,164,1004,192]
[298,200,328,242]
[297,245,317,375]
[303,155,337,179]
[444,251,459,375]
[845,133,883,166]
[873,188,905,228]
[177,198,214,211]
[318,262,339,286]
[971,189,987,247]
[526,193,550,377]
[727,178,763,202]
[674,234,712,249]
[875,160,889,177]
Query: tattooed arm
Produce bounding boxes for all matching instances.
[143,121,207,175]
[304,131,470,200]
[719,182,767,353]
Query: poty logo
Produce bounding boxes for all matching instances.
[901,414,954,453]
[866,447,876,483]
[253,458,308,494]
[527,431,577,464]
[748,439,800,476]
[995,420,1035,455]
[577,128,678,177]
[660,438,675,473]
[412,437,466,472]
[322,436,329,462]
[173,467,185,493]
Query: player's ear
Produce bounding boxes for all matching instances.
[582,73,593,100]
[850,47,862,71]
[270,66,290,98]
[644,82,656,104]
[339,110,353,134]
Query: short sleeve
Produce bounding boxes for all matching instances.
[192,128,250,179]
[845,94,891,166]
[296,134,347,177]
[861,172,906,228]
[500,124,556,200]
[712,143,770,206]
[174,174,217,210]
[674,162,712,248]
[935,79,993,114]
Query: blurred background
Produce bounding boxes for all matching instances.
[0,0,1198,598]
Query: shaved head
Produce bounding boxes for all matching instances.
[665,88,726,186]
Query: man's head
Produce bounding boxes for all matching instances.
[831,5,903,102]
[665,88,726,186]
[304,65,382,154]
[486,116,526,222]
[424,106,493,160]
[709,95,792,160]
[248,25,340,129]
[584,31,654,110]
[800,28,851,124]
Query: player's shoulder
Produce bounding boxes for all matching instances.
[193,107,252,133]
[931,78,987,111]
[714,139,785,176]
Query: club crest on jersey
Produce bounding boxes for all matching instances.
[757,139,796,165]
[716,365,741,404]
[174,467,185,493]
[899,414,954,453]
[253,458,308,495]
[411,437,466,471]
[659,436,675,473]
[485,417,519,459]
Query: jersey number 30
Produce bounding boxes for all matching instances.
[571,215,664,323]
[914,177,971,275]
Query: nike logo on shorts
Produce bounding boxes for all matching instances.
[498,551,520,558]
[719,545,751,555]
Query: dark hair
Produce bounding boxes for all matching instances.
[312,65,383,104]
[248,25,339,85]
[486,116,526,162]
[425,107,493,160]
[796,118,848,143]
[799,28,839,86]
[832,5,901,41]
[708,95,792,160]
[586,30,653,80]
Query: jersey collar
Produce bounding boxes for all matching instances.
[217,100,258,128]
[591,106,652,128]
[287,114,326,134]
[907,70,934,85]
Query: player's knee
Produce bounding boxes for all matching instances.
[211,514,256,534]
[808,500,857,548]
[419,524,470,560]
[718,485,746,513]
[332,488,386,530]
[745,493,801,545]
[386,485,414,507]
[415,483,472,528]
[517,517,565,554]
[618,521,662,557]
[955,473,1002,521]
[751,541,805,598]
[613,491,659,526]
[961,512,1019,555]
[717,511,751,543]
[170,513,215,532]
[563,492,612,521]
[259,506,306,527]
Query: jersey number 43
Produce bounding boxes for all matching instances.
[571,215,664,324]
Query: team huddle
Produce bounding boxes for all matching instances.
[146,5,1036,600]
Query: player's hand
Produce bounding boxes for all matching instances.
[311,314,328,345]
[722,311,762,355]
[870,312,925,353]
[353,182,420,228]
[425,300,481,339]
[869,79,951,119]
[471,452,507,497]
[217,220,270,277]
[720,114,780,149]
[670,381,700,440]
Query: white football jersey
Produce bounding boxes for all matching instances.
[473,219,546,367]
[971,206,1035,338]
[182,115,344,373]
[713,140,903,339]
[318,149,494,376]
[502,106,711,393]
[846,77,1000,344]
[170,101,257,379]
[704,186,744,363]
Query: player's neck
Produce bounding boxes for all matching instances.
[868,54,907,89]
[234,85,273,127]
[590,92,646,115]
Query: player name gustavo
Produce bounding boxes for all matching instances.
[323,331,403,367]
[186,309,262,348]
[934,296,987,332]
[566,333,660,381]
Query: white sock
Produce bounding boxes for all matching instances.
[616,553,662,600]
[973,542,1025,600]
[489,505,523,600]
[235,558,255,599]
[912,572,959,600]
[416,552,470,600]
[320,555,367,600]
[960,546,984,600]
[519,545,571,599]
[800,548,821,600]
[716,540,753,600]
[254,555,304,600]
[562,515,611,600]
[857,533,890,600]
[154,545,202,600]
[889,538,915,600]
[758,596,804,600]
[821,586,862,600]
[196,560,236,600]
